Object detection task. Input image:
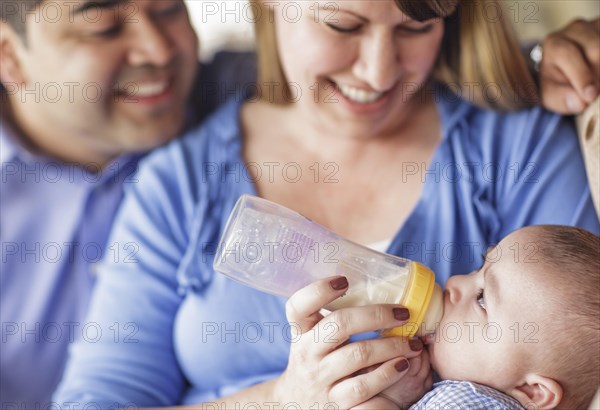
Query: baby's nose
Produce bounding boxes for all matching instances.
[444,277,462,304]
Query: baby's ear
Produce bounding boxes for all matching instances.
[510,374,563,410]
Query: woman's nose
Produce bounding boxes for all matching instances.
[353,30,400,92]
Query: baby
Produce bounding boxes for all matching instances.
[410,225,600,410]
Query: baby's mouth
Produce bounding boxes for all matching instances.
[422,333,437,345]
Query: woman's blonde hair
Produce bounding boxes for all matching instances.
[250,0,538,110]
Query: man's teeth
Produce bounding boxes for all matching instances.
[337,84,384,104]
[134,81,169,97]
[115,81,170,98]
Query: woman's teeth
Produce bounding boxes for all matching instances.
[337,84,384,104]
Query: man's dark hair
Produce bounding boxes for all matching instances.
[0,0,43,38]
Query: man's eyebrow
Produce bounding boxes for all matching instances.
[71,0,125,16]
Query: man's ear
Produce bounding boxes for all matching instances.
[510,374,563,410]
[0,22,28,85]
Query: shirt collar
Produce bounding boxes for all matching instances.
[0,116,23,164]
[1,113,144,186]
[433,82,474,140]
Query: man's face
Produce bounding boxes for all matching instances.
[426,228,553,393]
[6,0,198,157]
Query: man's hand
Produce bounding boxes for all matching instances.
[540,18,600,114]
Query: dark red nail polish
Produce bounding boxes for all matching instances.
[409,339,423,351]
[393,308,410,321]
[395,359,409,372]
[330,277,349,291]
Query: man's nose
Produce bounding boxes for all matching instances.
[352,30,400,92]
[127,20,176,67]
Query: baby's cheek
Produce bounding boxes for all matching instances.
[426,342,446,374]
[428,342,469,381]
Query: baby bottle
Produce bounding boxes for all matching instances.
[213,195,443,337]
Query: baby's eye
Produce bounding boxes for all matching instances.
[476,289,486,311]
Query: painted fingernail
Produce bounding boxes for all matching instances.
[566,94,583,112]
[584,85,598,102]
[393,308,410,321]
[330,276,349,291]
[395,358,409,372]
[409,339,423,351]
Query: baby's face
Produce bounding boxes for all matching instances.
[427,228,553,392]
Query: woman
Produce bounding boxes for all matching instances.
[55,0,600,408]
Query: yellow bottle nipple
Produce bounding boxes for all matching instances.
[382,262,443,338]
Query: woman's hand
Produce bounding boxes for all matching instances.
[271,276,425,409]
[539,17,600,114]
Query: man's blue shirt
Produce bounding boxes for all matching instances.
[1,121,140,407]
[0,52,257,409]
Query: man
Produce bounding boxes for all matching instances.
[0,0,254,407]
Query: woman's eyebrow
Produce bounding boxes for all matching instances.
[322,6,368,23]
[321,5,425,26]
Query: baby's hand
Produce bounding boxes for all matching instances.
[379,343,433,409]
[350,394,401,410]
[351,339,433,410]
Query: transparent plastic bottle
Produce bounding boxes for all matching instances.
[213,195,443,337]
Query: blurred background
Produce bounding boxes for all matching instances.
[185,0,600,62]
